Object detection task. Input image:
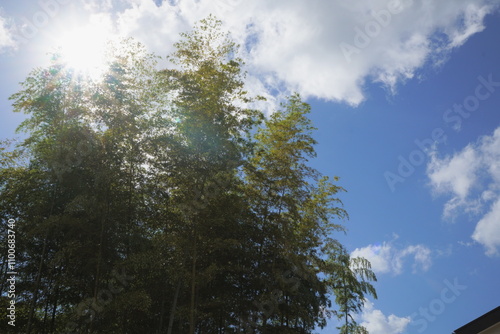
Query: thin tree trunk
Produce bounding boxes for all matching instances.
[50,280,60,334]
[158,291,166,333]
[27,236,48,334]
[28,183,58,334]
[0,253,7,295]
[344,273,348,334]
[167,280,181,334]
[90,214,106,333]
[126,159,134,257]
[189,234,197,334]
[42,270,55,334]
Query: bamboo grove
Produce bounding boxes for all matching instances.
[0,17,376,334]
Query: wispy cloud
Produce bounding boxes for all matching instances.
[0,14,16,53]
[351,241,432,275]
[427,126,500,256]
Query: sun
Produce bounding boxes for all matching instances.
[57,21,116,80]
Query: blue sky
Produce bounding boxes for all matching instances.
[1,1,499,333]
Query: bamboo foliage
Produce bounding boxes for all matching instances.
[0,16,376,334]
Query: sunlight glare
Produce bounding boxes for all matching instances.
[57,22,114,80]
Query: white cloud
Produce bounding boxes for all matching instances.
[360,300,411,334]
[427,145,480,199]
[427,127,500,256]
[427,144,484,219]
[472,198,500,256]
[81,0,498,106]
[446,3,491,49]
[82,0,115,12]
[352,242,393,274]
[351,241,432,275]
[400,244,432,273]
[0,14,16,53]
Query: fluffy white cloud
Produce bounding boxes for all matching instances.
[1,0,497,103]
[427,127,500,255]
[0,14,15,53]
[83,0,498,106]
[427,144,484,219]
[427,145,480,199]
[360,300,411,334]
[352,242,393,274]
[351,241,432,275]
[472,198,500,256]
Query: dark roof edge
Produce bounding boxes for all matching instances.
[453,306,500,334]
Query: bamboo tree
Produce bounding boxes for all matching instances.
[324,245,377,334]
[1,16,377,333]
[153,15,262,332]
[244,94,348,331]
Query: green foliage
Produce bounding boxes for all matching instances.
[0,16,376,334]
[323,245,377,334]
